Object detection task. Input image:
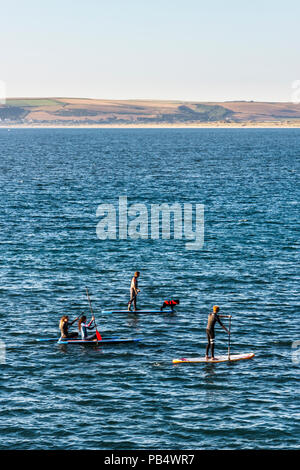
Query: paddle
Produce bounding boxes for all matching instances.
[228,315,232,360]
[85,287,102,341]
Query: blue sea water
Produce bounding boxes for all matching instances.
[0,128,299,450]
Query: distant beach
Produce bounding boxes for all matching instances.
[1,98,300,128]
[1,122,300,129]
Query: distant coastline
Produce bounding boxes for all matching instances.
[1,123,300,129]
[1,97,300,128]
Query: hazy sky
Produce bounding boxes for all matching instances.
[1,0,299,101]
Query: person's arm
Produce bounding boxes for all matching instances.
[69,317,79,326]
[87,317,95,329]
[133,278,140,294]
[216,314,229,334]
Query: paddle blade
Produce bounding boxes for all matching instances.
[96,329,102,341]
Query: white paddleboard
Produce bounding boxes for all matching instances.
[172,352,255,364]
[102,310,173,314]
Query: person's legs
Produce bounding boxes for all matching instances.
[206,330,211,358]
[210,332,215,358]
[206,330,215,358]
[67,332,78,338]
[128,289,136,310]
[86,333,97,341]
[211,339,215,358]
[133,293,137,311]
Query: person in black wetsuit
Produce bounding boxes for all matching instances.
[205,306,229,360]
[59,315,79,339]
[160,299,180,312]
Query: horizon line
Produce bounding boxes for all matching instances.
[2,96,298,104]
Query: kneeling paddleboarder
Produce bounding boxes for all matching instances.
[78,314,97,341]
[59,315,79,339]
[206,305,229,360]
[160,299,180,312]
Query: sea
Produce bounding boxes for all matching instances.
[0,128,299,450]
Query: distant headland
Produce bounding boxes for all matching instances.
[1,98,300,128]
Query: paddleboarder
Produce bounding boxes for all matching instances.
[205,305,230,360]
[160,299,180,312]
[59,315,79,339]
[78,314,97,341]
[128,271,140,312]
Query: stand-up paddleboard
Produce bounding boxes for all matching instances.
[37,336,124,343]
[57,337,141,345]
[36,337,60,342]
[102,310,174,314]
[172,353,255,364]
[36,337,140,344]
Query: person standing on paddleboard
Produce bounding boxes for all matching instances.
[78,314,97,341]
[59,315,79,339]
[206,305,229,360]
[128,271,140,311]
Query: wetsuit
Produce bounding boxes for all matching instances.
[128,277,138,311]
[160,300,178,312]
[80,319,97,341]
[205,312,223,357]
[60,321,78,339]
